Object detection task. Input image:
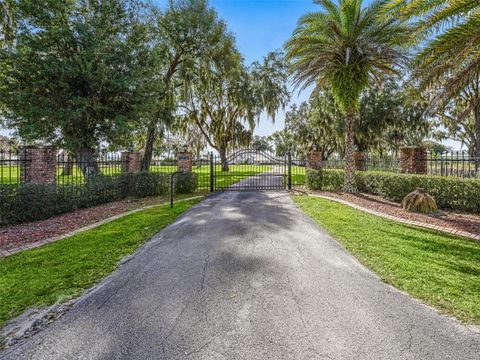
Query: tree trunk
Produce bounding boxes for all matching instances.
[475,105,480,173]
[344,109,357,193]
[141,126,156,171]
[62,153,74,176]
[76,148,100,180]
[219,147,229,172]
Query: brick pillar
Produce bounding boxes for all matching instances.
[354,151,366,171]
[20,145,57,184]
[121,152,141,173]
[399,146,427,174]
[306,152,323,170]
[177,152,193,172]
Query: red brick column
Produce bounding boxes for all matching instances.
[177,152,193,172]
[399,146,427,174]
[20,145,57,184]
[307,152,323,170]
[354,151,366,171]
[121,152,141,173]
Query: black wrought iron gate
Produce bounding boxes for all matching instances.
[211,149,292,191]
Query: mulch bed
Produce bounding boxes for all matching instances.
[0,196,179,251]
[315,191,480,236]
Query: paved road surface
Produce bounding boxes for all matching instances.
[2,192,480,359]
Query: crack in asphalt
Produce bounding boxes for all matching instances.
[2,191,480,359]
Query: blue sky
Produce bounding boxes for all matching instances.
[1,0,460,148]
[200,0,319,137]
[153,0,329,137]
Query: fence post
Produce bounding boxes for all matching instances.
[19,145,57,185]
[177,151,193,172]
[306,151,323,170]
[287,151,292,190]
[399,146,427,174]
[121,151,141,173]
[210,152,214,192]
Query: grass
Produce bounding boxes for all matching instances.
[293,195,480,325]
[0,198,201,330]
[0,164,271,188]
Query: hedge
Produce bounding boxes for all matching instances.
[306,169,480,213]
[0,171,198,225]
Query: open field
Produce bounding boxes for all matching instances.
[0,164,273,188]
[293,195,480,325]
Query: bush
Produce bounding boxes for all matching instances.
[0,171,197,225]
[119,172,169,198]
[306,169,343,191]
[174,172,198,194]
[306,169,480,213]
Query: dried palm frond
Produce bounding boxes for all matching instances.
[402,188,438,214]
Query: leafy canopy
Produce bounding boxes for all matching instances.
[285,0,410,114]
[0,0,152,152]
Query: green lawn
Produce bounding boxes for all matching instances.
[1,164,272,188]
[0,198,201,330]
[290,165,306,186]
[293,195,480,325]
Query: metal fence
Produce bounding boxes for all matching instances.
[2,149,480,190]
[56,152,125,185]
[0,149,28,185]
[425,151,480,178]
[319,151,480,179]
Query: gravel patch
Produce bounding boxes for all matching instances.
[315,191,480,236]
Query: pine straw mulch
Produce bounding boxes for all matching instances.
[314,191,480,237]
[0,195,195,251]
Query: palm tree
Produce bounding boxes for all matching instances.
[285,0,409,192]
[383,0,480,166]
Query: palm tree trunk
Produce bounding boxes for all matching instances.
[219,147,229,172]
[475,104,480,173]
[344,109,357,192]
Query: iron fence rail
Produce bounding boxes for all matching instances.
[0,150,28,185]
[2,149,480,191]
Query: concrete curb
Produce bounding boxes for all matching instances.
[310,193,480,242]
[0,195,205,258]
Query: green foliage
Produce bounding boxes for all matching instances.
[385,1,480,109]
[306,169,343,191]
[305,169,323,190]
[180,50,289,170]
[285,0,409,113]
[0,199,200,330]
[0,0,153,156]
[357,82,430,152]
[293,196,480,325]
[250,135,272,152]
[285,0,410,192]
[285,93,343,160]
[119,172,169,198]
[0,172,175,225]
[306,169,480,213]
[174,172,198,194]
[0,0,16,47]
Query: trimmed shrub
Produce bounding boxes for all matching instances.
[174,172,198,194]
[120,172,169,198]
[306,169,480,213]
[306,169,343,191]
[0,171,196,225]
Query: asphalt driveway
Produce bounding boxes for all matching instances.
[2,191,480,359]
